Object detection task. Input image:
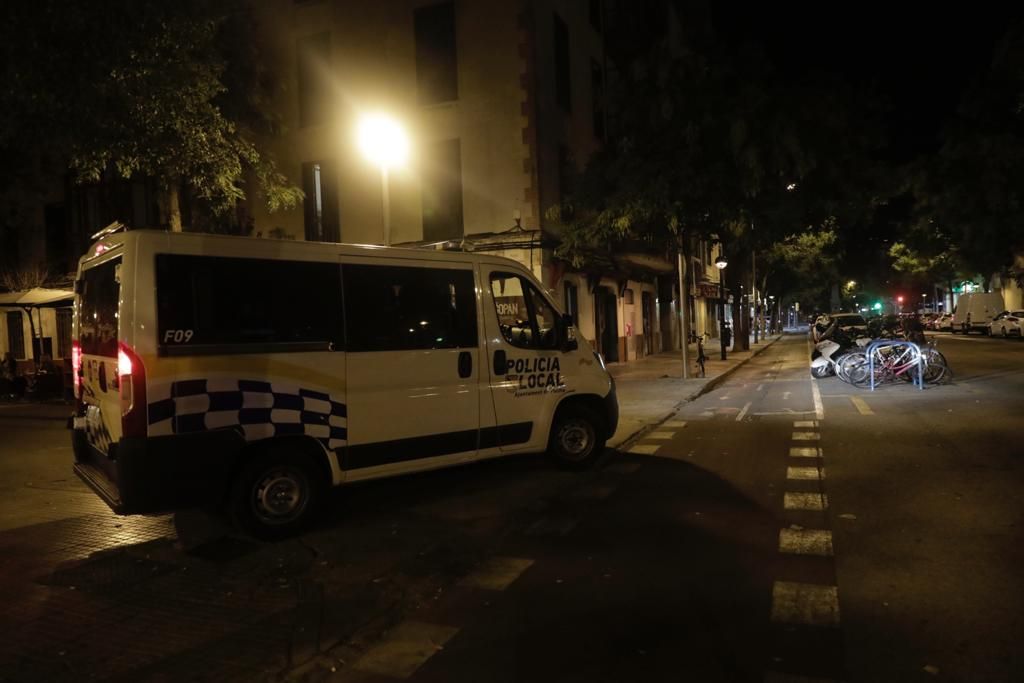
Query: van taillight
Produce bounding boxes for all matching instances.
[118,343,147,438]
[72,341,82,399]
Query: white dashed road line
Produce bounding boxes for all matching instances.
[784,492,828,511]
[353,620,460,678]
[459,557,535,591]
[778,528,834,556]
[770,582,841,626]
[787,466,825,481]
[736,401,752,422]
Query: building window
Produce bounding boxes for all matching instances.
[591,59,605,140]
[553,13,571,112]
[6,312,25,360]
[56,309,72,359]
[414,2,458,105]
[422,139,464,242]
[302,161,340,242]
[558,145,575,203]
[564,281,579,327]
[589,0,602,32]
[297,32,331,127]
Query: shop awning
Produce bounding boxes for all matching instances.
[0,287,74,308]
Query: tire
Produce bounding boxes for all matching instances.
[229,449,326,540]
[547,406,605,469]
[811,363,833,378]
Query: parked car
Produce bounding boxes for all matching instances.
[989,310,1024,337]
[934,313,953,331]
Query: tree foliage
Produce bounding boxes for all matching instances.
[914,21,1024,275]
[551,2,884,307]
[0,0,301,228]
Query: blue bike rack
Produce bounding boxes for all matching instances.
[866,340,924,391]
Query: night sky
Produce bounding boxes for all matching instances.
[711,3,1024,162]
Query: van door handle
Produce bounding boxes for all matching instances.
[458,351,472,378]
[493,349,507,377]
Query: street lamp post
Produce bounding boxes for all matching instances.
[357,114,409,246]
[715,253,728,360]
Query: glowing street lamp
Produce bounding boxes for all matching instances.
[357,114,409,246]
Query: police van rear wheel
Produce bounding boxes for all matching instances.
[548,407,605,468]
[230,452,324,540]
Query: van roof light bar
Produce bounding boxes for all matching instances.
[91,221,127,241]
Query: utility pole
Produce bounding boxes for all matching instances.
[752,250,758,344]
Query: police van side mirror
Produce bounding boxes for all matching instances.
[560,313,578,352]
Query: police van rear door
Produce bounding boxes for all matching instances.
[77,252,124,456]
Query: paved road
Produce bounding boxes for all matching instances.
[0,332,1020,682]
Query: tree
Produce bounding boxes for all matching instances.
[0,0,301,232]
[916,21,1024,277]
[551,3,884,346]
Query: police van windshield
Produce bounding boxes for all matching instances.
[79,257,121,358]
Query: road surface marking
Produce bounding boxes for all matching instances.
[756,383,765,391]
[792,432,820,441]
[353,620,460,678]
[793,420,818,428]
[787,466,824,481]
[459,557,535,590]
[770,582,840,626]
[664,420,687,428]
[784,492,828,511]
[647,431,675,440]
[719,395,730,401]
[736,402,752,421]
[629,444,661,455]
[789,447,822,458]
[811,378,824,419]
[782,391,791,400]
[779,528,834,556]
[850,396,874,415]
[754,410,816,416]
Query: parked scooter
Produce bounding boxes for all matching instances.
[810,324,870,378]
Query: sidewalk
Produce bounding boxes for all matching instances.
[607,333,785,449]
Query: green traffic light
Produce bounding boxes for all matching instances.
[873,302,882,310]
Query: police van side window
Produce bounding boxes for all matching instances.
[156,255,342,354]
[80,257,121,358]
[490,273,559,350]
[343,264,477,352]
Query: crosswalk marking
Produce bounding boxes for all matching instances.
[647,431,675,440]
[353,620,460,678]
[787,466,824,481]
[791,432,821,441]
[778,528,834,556]
[793,420,818,428]
[628,444,661,455]
[664,420,688,428]
[459,557,535,591]
[789,447,822,458]
[784,492,828,511]
[770,581,840,626]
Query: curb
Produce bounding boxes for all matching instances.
[615,334,785,451]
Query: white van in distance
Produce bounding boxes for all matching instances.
[951,292,1005,334]
[70,229,618,538]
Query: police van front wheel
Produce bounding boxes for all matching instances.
[229,452,325,540]
[548,407,605,469]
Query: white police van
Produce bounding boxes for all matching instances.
[70,229,618,538]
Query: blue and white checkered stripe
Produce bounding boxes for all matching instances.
[147,379,347,451]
